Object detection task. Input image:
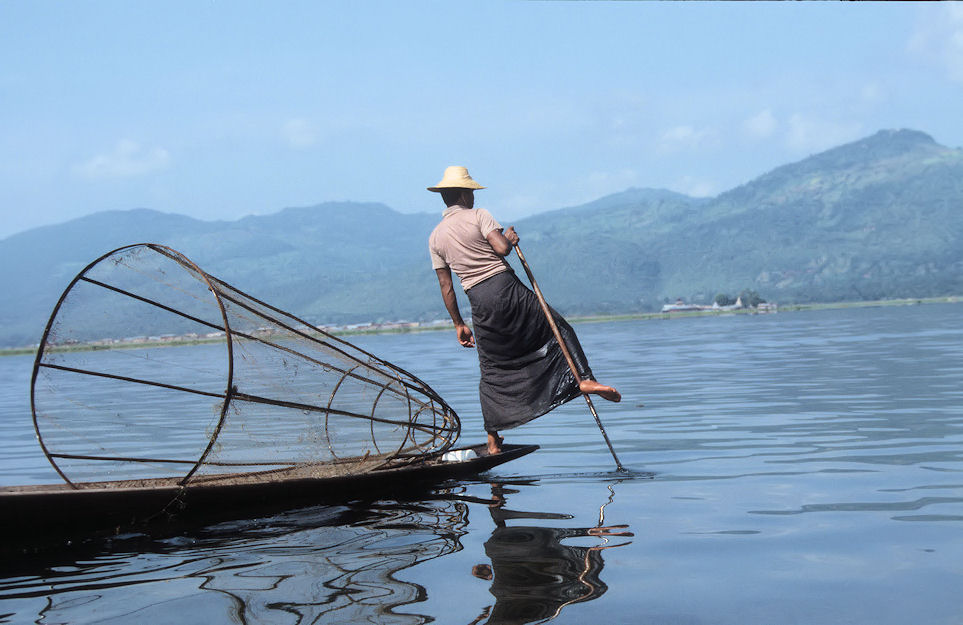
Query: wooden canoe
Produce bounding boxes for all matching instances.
[0,443,538,544]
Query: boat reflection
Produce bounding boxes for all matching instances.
[1,480,631,625]
[193,500,471,624]
[3,500,468,625]
[468,482,633,625]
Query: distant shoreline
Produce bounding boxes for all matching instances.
[2,295,960,357]
[565,295,962,325]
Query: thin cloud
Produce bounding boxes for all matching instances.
[282,118,320,148]
[74,140,170,179]
[671,175,718,199]
[743,109,778,140]
[658,125,716,153]
[860,82,884,105]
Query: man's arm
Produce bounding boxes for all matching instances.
[485,226,519,257]
[435,267,475,347]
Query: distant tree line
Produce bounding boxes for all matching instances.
[715,289,766,308]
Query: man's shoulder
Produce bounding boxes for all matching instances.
[473,207,501,234]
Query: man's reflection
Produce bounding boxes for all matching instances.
[469,483,632,625]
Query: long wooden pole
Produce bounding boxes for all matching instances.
[513,244,625,472]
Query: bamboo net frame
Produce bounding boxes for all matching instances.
[30,244,460,488]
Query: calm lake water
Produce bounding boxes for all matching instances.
[1,303,962,624]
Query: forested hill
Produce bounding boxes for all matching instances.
[2,128,962,347]
[514,129,963,313]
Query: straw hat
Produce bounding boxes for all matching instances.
[427,166,486,192]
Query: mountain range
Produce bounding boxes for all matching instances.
[2,128,961,348]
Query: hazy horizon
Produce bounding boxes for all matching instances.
[2,125,948,239]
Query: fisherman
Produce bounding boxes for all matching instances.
[427,166,620,455]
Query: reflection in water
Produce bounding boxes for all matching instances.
[3,500,469,625]
[194,501,470,625]
[469,482,632,625]
[1,480,632,625]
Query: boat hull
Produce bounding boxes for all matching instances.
[0,443,537,544]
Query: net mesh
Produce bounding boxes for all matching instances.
[31,244,460,487]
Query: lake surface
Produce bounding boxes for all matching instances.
[1,303,962,624]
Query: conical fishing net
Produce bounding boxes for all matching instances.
[30,244,460,488]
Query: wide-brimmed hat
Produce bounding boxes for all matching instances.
[427,166,486,192]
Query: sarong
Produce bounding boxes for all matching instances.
[466,271,594,432]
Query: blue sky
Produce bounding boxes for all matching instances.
[2,1,962,239]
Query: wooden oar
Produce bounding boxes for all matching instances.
[513,243,626,472]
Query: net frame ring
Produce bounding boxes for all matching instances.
[408,397,458,452]
[323,363,414,467]
[367,370,415,456]
[29,243,237,488]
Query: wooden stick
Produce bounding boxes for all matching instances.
[513,244,626,472]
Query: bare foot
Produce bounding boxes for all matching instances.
[579,379,621,402]
[487,432,503,455]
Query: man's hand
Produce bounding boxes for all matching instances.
[456,323,475,348]
[503,226,519,246]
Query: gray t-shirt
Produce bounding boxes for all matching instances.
[428,205,511,290]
